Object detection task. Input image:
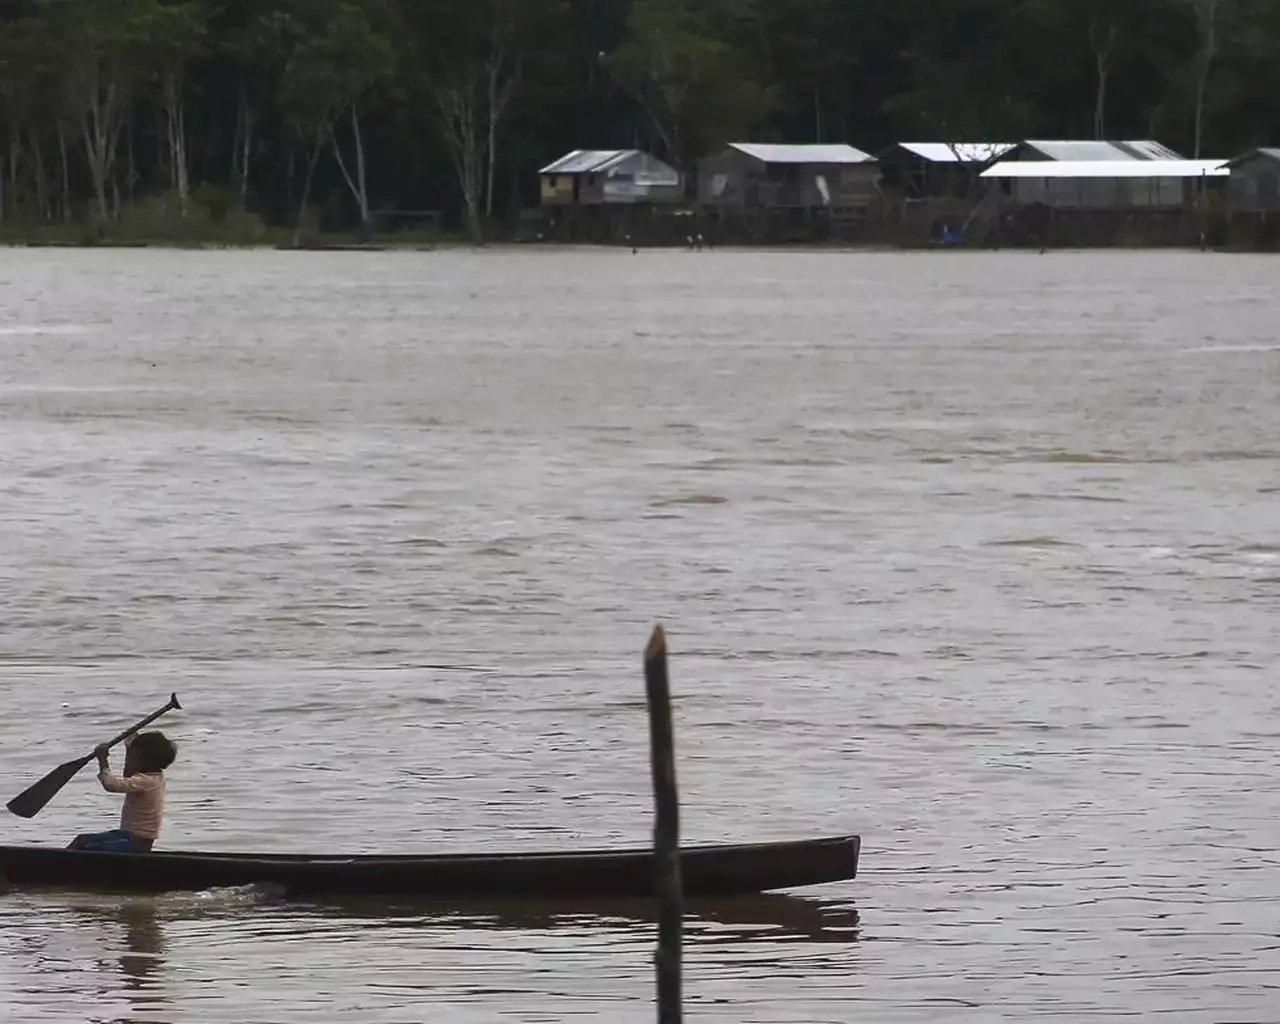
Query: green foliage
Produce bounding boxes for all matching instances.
[0,0,1278,235]
[606,0,775,167]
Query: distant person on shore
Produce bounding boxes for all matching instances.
[66,731,177,853]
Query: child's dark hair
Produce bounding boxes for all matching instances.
[132,731,177,772]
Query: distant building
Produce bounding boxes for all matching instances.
[1002,140,1185,162]
[878,142,1014,197]
[539,150,682,206]
[697,143,879,212]
[980,159,1228,208]
[1225,148,1280,212]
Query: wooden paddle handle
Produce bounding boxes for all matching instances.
[100,692,181,752]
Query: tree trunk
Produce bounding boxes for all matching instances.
[31,131,48,221]
[2,126,12,223]
[230,91,243,196]
[234,89,256,210]
[481,48,521,226]
[75,67,124,223]
[294,130,325,244]
[1090,20,1118,140]
[485,59,499,220]
[29,129,47,221]
[126,108,136,209]
[163,74,190,217]
[285,143,295,225]
[637,90,680,172]
[352,105,369,232]
[1191,0,1217,159]
[10,130,20,219]
[83,106,111,224]
[57,120,70,222]
[435,72,486,244]
[327,106,372,231]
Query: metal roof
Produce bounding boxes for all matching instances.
[982,159,1228,179]
[729,143,874,165]
[540,150,642,175]
[1019,140,1184,161]
[1225,147,1280,167]
[894,142,1015,163]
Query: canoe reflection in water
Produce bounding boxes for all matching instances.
[23,887,857,1020]
[286,890,862,945]
[55,885,859,946]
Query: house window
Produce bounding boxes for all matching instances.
[586,174,596,186]
[548,176,558,187]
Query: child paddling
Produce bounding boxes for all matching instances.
[66,731,177,853]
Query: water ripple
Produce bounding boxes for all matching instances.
[0,248,1278,1021]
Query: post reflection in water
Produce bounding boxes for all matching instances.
[66,897,171,1024]
[117,899,167,996]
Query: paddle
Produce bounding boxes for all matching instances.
[5,692,182,819]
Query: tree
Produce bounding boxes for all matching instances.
[147,1,209,216]
[221,1,301,210]
[3,0,1280,236]
[0,16,51,220]
[52,0,160,222]
[406,0,565,242]
[280,0,395,233]
[605,0,773,172]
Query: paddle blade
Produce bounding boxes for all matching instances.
[5,754,93,819]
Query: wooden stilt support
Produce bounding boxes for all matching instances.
[644,624,682,1024]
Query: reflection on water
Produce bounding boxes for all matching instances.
[0,887,859,1024]
[0,893,173,1024]
[1,247,1279,1021]
[117,901,166,1009]
[284,891,862,946]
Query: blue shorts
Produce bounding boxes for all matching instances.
[69,829,141,853]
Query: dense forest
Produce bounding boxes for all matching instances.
[0,0,1277,240]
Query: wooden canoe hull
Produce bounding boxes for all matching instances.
[0,835,859,899]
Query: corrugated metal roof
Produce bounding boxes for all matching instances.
[895,142,1015,163]
[1020,140,1184,161]
[1225,147,1280,167]
[1117,140,1185,160]
[729,143,874,165]
[540,150,639,175]
[982,160,1227,179]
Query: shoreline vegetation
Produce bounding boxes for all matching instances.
[2,0,1279,251]
[0,187,1265,255]
[0,225,1259,254]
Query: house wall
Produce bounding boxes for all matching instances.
[1011,176,1198,208]
[543,152,682,206]
[804,163,880,207]
[1228,157,1280,212]
[697,149,756,205]
[541,175,575,204]
[879,157,982,199]
[601,180,683,204]
[697,149,880,208]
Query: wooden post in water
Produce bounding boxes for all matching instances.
[644,624,683,1024]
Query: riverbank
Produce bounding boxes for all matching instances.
[0,222,463,251]
[0,220,1270,253]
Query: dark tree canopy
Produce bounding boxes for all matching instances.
[0,0,1273,239]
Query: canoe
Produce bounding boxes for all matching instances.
[0,834,859,899]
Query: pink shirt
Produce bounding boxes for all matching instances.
[99,769,166,840]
